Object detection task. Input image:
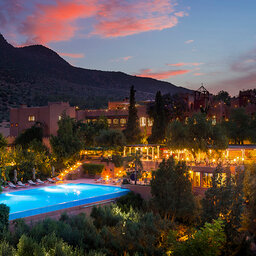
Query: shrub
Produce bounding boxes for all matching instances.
[82,163,104,176]
[0,204,9,235]
[116,192,144,213]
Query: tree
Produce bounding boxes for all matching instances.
[95,129,126,151]
[151,157,195,222]
[166,120,189,151]
[15,123,43,148]
[202,165,245,254]
[168,219,226,256]
[148,91,166,143]
[214,90,231,106]
[224,108,250,144]
[242,164,256,238]
[77,117,108,147]
[186,113,213,158]
[123,86,141,144]
[0,204,9,237]
[50,114,83,165]
[0,133,7,149]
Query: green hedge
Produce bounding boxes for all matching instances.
[82,163,104,176]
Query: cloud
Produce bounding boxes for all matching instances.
[111,56,133,62]
[91,0,181,38]
[185,39,194,44]
[194,73,204,76]
[136,68,191,79]
[210,48,256,95]
[167,62,203,67]
[1,0,189,44]
[59,52,85,58]
[19,0,98,45]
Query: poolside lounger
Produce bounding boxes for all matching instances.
[36,179,44,184]
[17,181,26,187]
[54,177,61,181]
[47,178,56,183]
[8,182,18,189]
[1,186,8,190]
[95,177,103,183]
[28,180,37,186]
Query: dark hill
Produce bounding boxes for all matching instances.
[0,33,191,122]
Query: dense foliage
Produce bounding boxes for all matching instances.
[123,86,141,144]
[82,163,104,176]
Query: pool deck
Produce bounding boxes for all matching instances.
[2,178,122,193]
[3,179,126,225]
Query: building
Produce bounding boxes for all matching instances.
[10,102,75,137]
[76,100,153,135]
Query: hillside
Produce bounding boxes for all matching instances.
[0,34,191,122]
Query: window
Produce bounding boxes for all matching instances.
[212,116,216,125]
[120,118,127,124]
[107,119,112,125]
[58,115,62,121]
[28,115,35,122]
[15,123,18,127]
[113,119,119,125]
[202,173,213,188]
[11,123,14,127]
[140,117,146,127]
[148,118,153,127]
[193,172,200,187]
[92,119,97,123]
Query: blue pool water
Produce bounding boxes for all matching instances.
[0,183,129,220]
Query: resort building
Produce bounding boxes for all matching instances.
[10,102,75,137]
[76,100,153,135]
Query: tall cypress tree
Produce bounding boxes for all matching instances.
[123,86,141,144]
[149,91,166,143]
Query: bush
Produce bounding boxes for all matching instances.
[82,163,104,176]
[0,204,9,235]
[116,192,144,213]
[111,155,124,167]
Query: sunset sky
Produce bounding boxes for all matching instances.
[0,0,255,96]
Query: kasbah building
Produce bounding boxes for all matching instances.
[8,87,256,194]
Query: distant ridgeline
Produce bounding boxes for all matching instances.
[0,33,190,122]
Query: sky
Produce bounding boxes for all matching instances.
[0,0,255,96]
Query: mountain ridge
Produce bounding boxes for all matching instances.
[0,33,192,122]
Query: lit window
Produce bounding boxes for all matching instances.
[107,119,112,125]
[120,118,127,125]
[11,123,14,127]
[212,116,216,125]
[92,119,97,123]
[28,115,35,122]
[202,173,213,188]
[58,115,62,121]
[140,117,146,127]
[113,119,119,125]
[193,172,200,187]
[15,123,18,127]
[148,118,153,127]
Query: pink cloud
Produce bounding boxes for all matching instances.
[4,0,188,44]
[92,0,181,38]
[175,11,188,17]
[19,0,98,44]
[122,56,133,61]
[194,73,205,76]
[59,52,85,58]
[136,68,191,79]
[167,62,204,67]
[185,39,194,44]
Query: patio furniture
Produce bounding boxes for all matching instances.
[54,177,61,181]
[47,178,56,183]
[95,177,103,183]
[17,181,26,187]
[28,180,37,186]
[36,179,44,184]
[8,182,18,189]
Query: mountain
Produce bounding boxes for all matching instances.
[0,33,191,122]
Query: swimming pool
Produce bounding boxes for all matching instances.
[0,183,129,220]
